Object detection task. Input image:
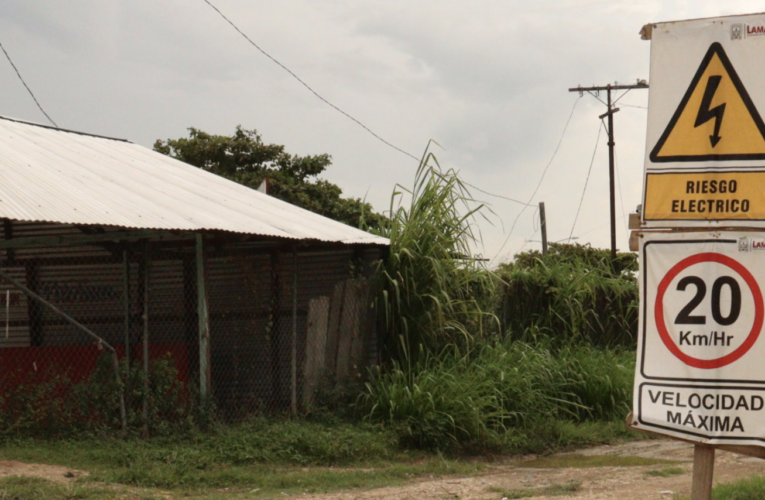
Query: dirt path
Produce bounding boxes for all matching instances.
[304,440,765,500]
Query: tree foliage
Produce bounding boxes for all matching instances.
[154,127,384,229]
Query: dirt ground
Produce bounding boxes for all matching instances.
[2,439,765,499]
[303,440,765,500]
[0,460,86,483]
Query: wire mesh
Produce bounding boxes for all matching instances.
[0,222,381,436]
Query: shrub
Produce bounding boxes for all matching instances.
[0,353,196,438]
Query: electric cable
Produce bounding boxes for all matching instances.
[0,41,57,127]
[568,119,604,241]
[202,0,560,212]
[201,0,419,162]
[462,181,537,207]
[490,95,582,264]
[614,144,628,233]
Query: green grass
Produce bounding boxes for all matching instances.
[645,466,685,477]
[518,454,679,469]
[487,481,582,499]
[0,476,144,500]
[0,420,484,497]
[672,473,765,500]
[362,340,637,453]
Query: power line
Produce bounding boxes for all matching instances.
[490,95,582,264]
[568,119,604,241]
[576,213,628,238]
[203,0,566,220]
[201,0,419,162]
[0,41,58,127]
[462,181,536,207]
[614,143,628,234]
[202,1,600,258]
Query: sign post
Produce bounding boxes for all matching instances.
[636,13,765,499]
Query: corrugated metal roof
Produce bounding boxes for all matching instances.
[0,116,389,246]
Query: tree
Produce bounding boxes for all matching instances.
[153,127,384,229]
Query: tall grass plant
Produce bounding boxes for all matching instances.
[372,150,498,361]
[360,339,634,452]
[498,243,638,347]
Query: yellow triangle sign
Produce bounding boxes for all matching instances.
[650,42,765,162]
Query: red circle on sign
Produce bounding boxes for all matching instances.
[655,252,764,369]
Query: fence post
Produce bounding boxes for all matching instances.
[123,249,131,373]
[142,241,151,438]
[291,245,298,416]
[196,234,211,401]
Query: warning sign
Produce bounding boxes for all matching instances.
[650,43,765,162]
[635,231,765,445]
[642,14,765,229]
[643,171,765,221]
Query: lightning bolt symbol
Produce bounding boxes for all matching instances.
[694,75,726,148]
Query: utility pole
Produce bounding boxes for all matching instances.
[568,81,648,261]
[539,202,548,255]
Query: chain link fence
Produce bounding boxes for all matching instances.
[0,222,381,436]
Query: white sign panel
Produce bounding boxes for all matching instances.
[642,14,765,227]
[634,231,765,445]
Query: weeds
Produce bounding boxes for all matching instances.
[360,340,635,452]
[497,243,638,347]
[0,354,196,438]
[373,150,498,362]
[488,481,582,499]
[645,466,685,477]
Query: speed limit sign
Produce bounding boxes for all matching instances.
[635,231,765,444]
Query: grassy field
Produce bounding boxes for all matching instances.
[0,422,481,499]
[0,415,646,500]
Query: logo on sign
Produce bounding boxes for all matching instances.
[747,24,765,37]
[739,237,750,252]
[731,23,744,40]
[650,43,765,163]
[736,237,765,251]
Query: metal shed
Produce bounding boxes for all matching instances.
[0,116,388,433]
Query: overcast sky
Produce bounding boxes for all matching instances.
[1,0,763,264]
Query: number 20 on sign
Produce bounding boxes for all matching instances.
[634,232,765,445]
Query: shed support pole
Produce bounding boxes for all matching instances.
[291,246,298,416]
[123,250,131,370]
[196,234,211,401]
[142,241,150,438]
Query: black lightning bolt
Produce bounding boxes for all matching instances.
[694,75,726,147]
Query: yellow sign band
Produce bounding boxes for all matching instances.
[644,172,765,221]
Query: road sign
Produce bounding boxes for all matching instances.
[642,14,765,227]
[634,231,765,445]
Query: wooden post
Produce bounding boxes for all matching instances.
[123,249,131,369]
[291,246,298,416]
[539,202,548,255]
[142,241,150,438]
[196,234,211,400]
[691,444,715,500]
